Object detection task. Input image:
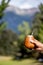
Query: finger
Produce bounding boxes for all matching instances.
[30,40,34,43]
[36,48,42,51]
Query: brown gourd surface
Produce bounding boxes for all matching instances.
[25,36,35,49]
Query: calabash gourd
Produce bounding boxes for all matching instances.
[24,35,35,49]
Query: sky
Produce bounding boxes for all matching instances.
[0,0,43,9]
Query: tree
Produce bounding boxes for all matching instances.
[0,30,18,55]
[16,21,31,59]
[0,0,10,55]
[0,22,6,33]
[0,0,10,19]
[32,3,43,42]
[31,4,43,59]
[0,0,10,33]
[0,0,10,40]
[18,21,31,42]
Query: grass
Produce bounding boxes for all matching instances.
[0,56,43,65]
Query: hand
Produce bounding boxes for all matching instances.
[30,39,43,51]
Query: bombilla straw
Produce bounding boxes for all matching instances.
[31,32,33,35]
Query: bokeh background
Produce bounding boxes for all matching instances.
[0,0,43,65]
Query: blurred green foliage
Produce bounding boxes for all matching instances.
[0,29,18,55]
[18,21,31,49]
[32,3,43,43]
[18,21,31,41]
[0,22,7,33]
[0,0,10,19]
[14,21,33,59]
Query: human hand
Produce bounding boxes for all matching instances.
[30,39,43,51]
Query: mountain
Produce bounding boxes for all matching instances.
[5,6,39,15]
[2,6,39,33]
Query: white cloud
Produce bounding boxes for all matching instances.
[9,0,20,6]
[8,0,43,9]
[19,3,33,9]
